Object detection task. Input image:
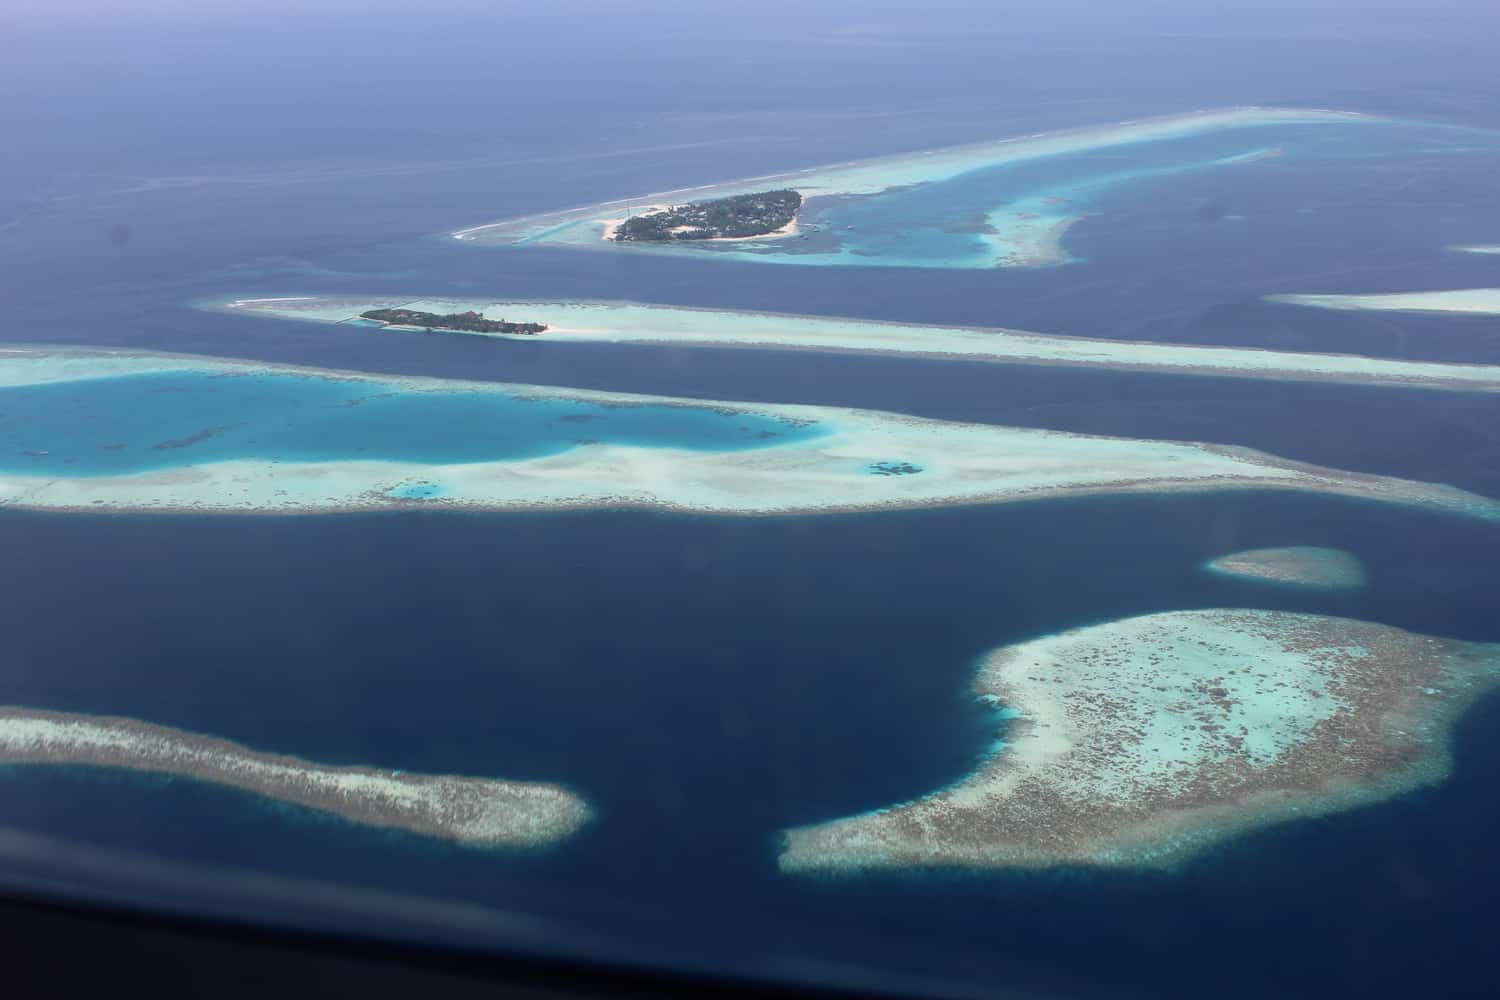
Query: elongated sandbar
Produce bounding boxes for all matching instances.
[0,708,591,847]
[779,611,1500,873]
[5,346,1500,519]
[221,297,1500,393]
[1205,546,1366,588]
[450,107,1369,248]
[1269,288,1500,315]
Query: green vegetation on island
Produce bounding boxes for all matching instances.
[360,308,547,335]
[613,189,802,242]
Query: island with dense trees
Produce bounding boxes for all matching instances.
[613,189,802,242]
[360,308,547,335]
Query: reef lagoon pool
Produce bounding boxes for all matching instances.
[0,365,823,478]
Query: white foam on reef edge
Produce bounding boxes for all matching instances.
[226,297,316,306]
[217,295,1500,394]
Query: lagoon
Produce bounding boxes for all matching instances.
[0,366,820,479]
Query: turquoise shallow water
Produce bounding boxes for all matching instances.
[387,482,450,499]
[786,120,1500,269]
[0,371,824,476]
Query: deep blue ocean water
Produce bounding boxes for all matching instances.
[4,3,1500,997]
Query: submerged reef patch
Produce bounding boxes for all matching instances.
[779,610,1500,872]
[1206,546,1366,588]
[1268,288,1500,315]
[0,707,590,847]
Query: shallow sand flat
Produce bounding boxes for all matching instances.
[975,145,1277,268]
[0,347,213,388]
[1206,546,1366,588]
[1451,245,1500,255]
[779,611,1500,873]
[0,707,590,847]
[224,296,1500,393]
[1269,288,1500,315]
[981,213,1083,268]
[3,345,1500,518]
[449,107,1366,246]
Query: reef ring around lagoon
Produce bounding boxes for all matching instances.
[8,347,1500,519]
[778,611,1500,873]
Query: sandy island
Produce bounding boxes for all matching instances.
[779,610,1500,872]
[7,346,1500,519]
[0,707,591,847]
[223,296,1500,394]
[1206,546,1366,588]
